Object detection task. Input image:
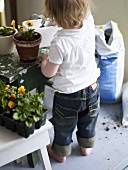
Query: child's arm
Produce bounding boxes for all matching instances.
[41,52,59,78]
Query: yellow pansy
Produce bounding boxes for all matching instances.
[18,25,26,30]
[11,20,15,29]
[5,84,10,91]
[26,20,34,27]
[18,86,26,93]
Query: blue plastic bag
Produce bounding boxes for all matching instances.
[95,21,125,103]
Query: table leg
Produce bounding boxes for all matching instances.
[27,150,39,168]
[38,147,52,170]
[15,158,22,164]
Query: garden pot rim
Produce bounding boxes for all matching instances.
[13,31,42,43]
[0,34,14,38]
[0,27,17,37]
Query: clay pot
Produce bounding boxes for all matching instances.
[13,31,41,63]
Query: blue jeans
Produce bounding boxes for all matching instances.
[51,83,100,156]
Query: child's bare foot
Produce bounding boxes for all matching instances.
[81,147,92,156]
[47,147,66,163]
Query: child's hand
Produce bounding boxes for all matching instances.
[42,51,49,61]
[41,50,59,77]
[41,51,49,70]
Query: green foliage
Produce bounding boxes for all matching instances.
[0,79,6,91]
[0,80,6,109]
[0,26,16,36]
[0,80,46,128]
[0,80,15,112]
[12,91,45,127]
[19,29,40,41]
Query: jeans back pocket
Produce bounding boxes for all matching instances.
[89,95,100,117]
[54,104,77,126]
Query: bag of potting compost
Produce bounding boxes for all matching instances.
[122,82,128,126]
[95,21,125,103]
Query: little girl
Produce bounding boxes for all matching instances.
[41,0,100,163]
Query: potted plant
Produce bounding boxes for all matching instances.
[0,80,17,131]
[0,80,6,126]
[29,91,47,129]
[0,20,17,55]
[13,20,42,63]
[0,80,46,138]
[12,89,46,138]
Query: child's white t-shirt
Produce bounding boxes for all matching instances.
[48,13,100,94]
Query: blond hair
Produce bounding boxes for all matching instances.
[43,0,93,28]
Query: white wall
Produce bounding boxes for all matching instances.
[17,0,44,24]
[92,0,128,82]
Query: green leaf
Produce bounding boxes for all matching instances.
[33,115,40,122]
[25,121,32,127]
[13,112,20,120]
[38,97,43,105]
[0,26,15,36]
[23,98,30,105]
[18,100,24,106]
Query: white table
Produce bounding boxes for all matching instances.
[0,120,52,170]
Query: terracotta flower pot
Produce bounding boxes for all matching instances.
[13,31,41,63]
